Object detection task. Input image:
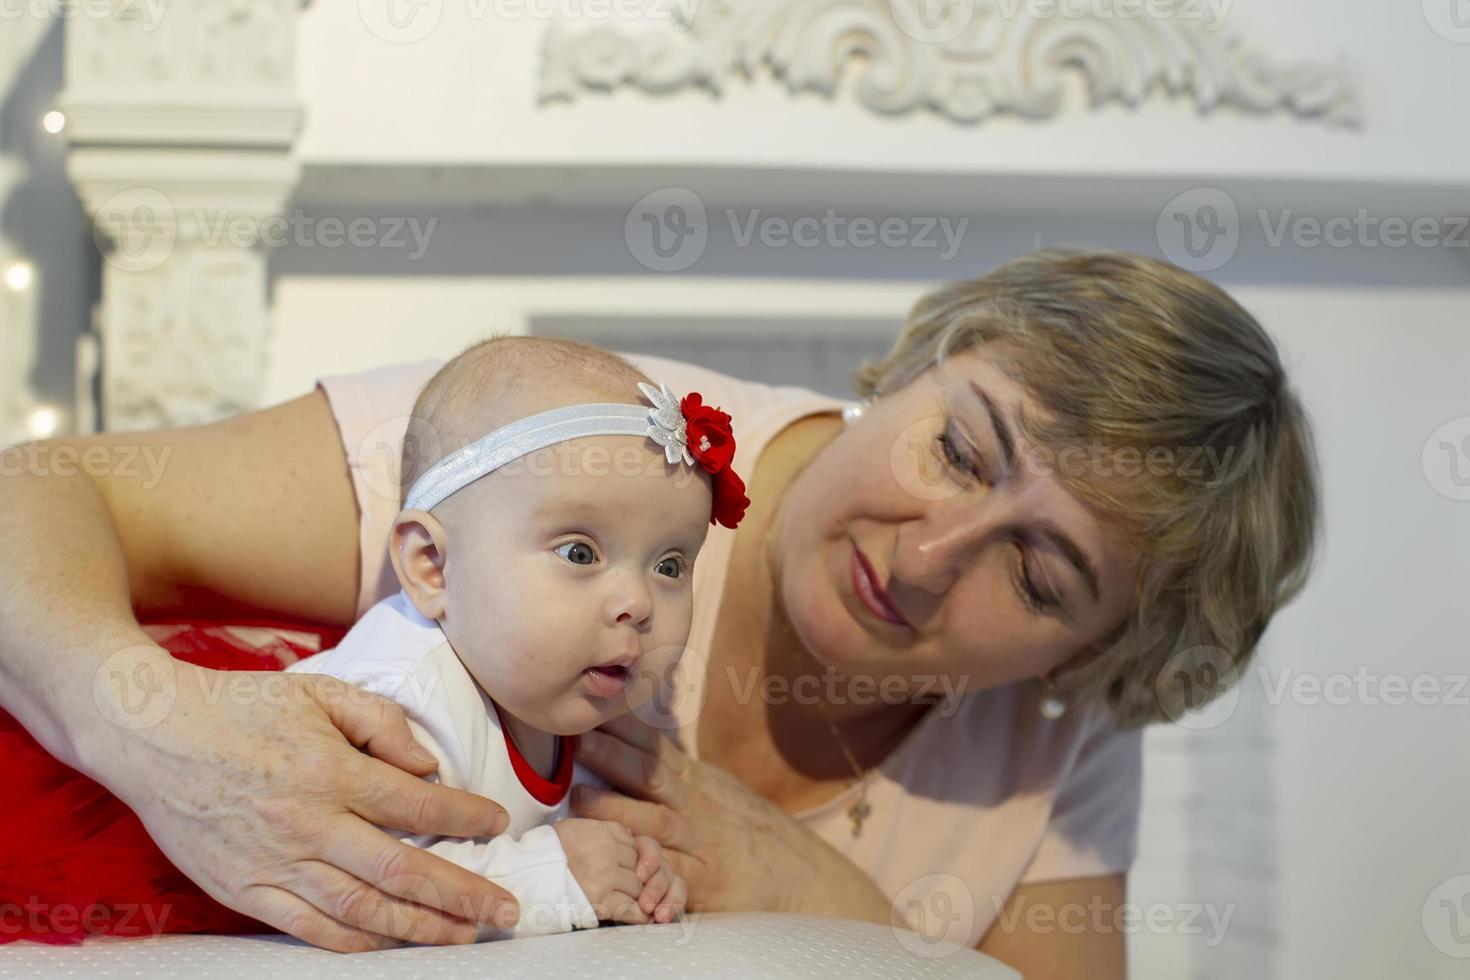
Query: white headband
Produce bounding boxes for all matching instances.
[403,381,697,512]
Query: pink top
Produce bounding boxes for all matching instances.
[317,353,1142,949]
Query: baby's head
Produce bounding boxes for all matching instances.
[389,336,743,737]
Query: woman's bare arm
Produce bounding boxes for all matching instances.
[0,391,522,951]
[978,873,1128,978]
[0,390,359,763]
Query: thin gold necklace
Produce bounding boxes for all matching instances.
[814,698,874,838]
[763,521,874,838]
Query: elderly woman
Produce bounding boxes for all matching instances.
[0,249,1316,976]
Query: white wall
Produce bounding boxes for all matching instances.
[1235,286,1470,980]
[294,0,1469,189]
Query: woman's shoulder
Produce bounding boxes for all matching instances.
[898,681,1142,804]
[315,359,443,465]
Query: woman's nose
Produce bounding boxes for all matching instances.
[891,504,999,595]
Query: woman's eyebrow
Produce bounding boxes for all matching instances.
[969,381,1017,476]
[966,379,1103,606]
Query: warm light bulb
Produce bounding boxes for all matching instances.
[28,407,60,439]
[4,261,33,291]
[41,111,66,135]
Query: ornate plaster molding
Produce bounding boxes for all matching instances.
[61,0,306,431]
[541,0,1359,126]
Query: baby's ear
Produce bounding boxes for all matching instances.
[390,508,449,620]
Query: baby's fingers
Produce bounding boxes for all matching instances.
[655,873,688,924]
[633,833,663,881]
[601,890,649,925]
[637,863,671,916]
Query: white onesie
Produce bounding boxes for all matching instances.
[286,590,603,938]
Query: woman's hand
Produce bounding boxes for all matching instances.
[89,650,522,952]
[569,714,893,922]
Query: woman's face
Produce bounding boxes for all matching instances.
[773,345,1141,697]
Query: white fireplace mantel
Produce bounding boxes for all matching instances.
[59,0,1469,429]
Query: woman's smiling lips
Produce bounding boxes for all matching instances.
[850,541,912,629]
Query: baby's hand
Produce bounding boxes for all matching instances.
[553,818,653,925]
[632,832,687,924]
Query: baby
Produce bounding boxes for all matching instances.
[286,336,749,939]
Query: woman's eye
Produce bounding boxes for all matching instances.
[656,556,684,579]
[934,426,986,483]
[1012,543,1059,615]
[555,542,597,565]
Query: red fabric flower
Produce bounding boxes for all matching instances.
[680,392,749,529]
[711,466,750,530]
[680,393,735,473]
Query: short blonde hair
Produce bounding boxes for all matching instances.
[399,335,652,510]
[855,248,1319,729]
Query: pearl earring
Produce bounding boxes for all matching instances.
[842,398,872,425]
[1039,676,1067,720]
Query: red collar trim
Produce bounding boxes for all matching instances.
[493,704,576,806]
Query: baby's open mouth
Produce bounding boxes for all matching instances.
[581,663,631,698]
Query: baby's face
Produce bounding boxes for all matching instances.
[437,435,714,736]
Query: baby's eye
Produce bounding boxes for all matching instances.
[656,556,685,579]
[555,542,597,566]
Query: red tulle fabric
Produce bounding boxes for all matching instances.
[0,617,346,944]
